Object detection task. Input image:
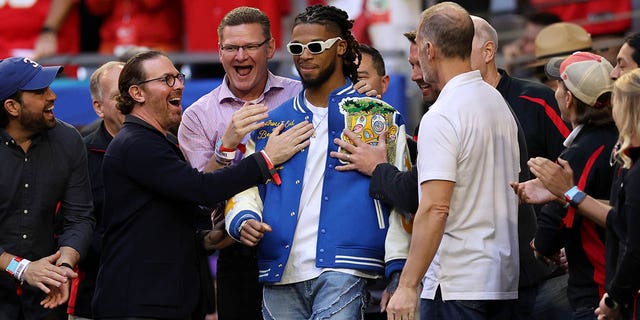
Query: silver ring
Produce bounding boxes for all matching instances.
[347,154,351,162]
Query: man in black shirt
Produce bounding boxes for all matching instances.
[0,57,95,319]
[92,50,312,319]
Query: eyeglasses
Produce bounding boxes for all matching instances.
[286,37,342,55]
[220,38,270,54]
[136,73,186,87]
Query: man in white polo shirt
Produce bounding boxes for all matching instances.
[386,2,520,319]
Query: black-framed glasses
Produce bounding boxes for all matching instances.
[286,37,342,55]
[220,38,270,54]
[136,73,186,87]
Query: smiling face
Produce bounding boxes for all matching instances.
[290,23,345,90]
[409,43,436,103]
[15,87,57,132]
[137,56,184,131]
[610,43,639,80]
[415,30,440,96]
[219,23,275,101]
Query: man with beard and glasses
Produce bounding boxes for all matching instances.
[92,50,313,320]
[224,5,411,319]
[0,57,95,319]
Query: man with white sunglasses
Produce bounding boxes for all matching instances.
[178,6,381,320]
[225,4,411,319]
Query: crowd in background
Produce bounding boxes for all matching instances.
[3,1,640,320]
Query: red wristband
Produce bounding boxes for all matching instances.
[218,145,236,152]
[260,150,281,186]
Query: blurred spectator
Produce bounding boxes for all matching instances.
[529,0,631,36]
[592,35,625,67]
[0,0,79,75]
[85,0,183,56]
[183,1,290,52]
[67,61,123,319]
[528,22,593,89]
[502,12,561,74]
[357,44,389,95]
[610,32,640,80]
[78,0,102,53]
[33,0,77,59]
[328,0,421,70]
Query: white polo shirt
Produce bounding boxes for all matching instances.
[417,70,520,300]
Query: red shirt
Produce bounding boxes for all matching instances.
[530,0,631,36]
[0,0,79,58]
[86,0,183,54]
[183,0,291,52]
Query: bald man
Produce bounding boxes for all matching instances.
[386,3,520,319]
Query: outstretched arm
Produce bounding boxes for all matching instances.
[529,157,610,227]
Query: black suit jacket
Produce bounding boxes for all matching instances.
[93,116,270,319]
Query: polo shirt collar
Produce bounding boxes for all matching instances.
[563,124,584,147]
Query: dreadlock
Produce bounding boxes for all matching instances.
[293,5,361,84]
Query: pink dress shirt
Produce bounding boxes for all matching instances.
[178,72,302,170]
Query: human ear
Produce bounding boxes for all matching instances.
[129,85,145,104]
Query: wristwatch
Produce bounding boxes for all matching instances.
[564,186,586,208]
[604,293,619,310]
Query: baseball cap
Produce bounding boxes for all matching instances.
[0,57,63,100]
[529,22,592,68]
[545,51,613,106]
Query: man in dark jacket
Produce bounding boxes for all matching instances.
[68,61,123,319]
[92,50,313,319]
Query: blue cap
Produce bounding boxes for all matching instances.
[0,57,63,100]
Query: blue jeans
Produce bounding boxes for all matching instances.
[572,307,596,320]
[533,273,572,320]
[262,271,367,320]
[420,287,517,320]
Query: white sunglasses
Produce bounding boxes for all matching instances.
[286,37,342,55]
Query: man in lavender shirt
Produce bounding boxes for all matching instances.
[177,7,301,320]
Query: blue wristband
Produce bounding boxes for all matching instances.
[564,185,586,207]
[5,258,20,275]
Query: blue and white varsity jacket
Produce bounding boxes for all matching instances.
[225,81,411,284]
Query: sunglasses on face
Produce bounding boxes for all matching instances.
[286,37,342,56]
[136,73,186,87]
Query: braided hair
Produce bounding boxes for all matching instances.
[293,5,361,84]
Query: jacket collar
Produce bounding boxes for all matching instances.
[292,78,355,114]
[85,120,113,151]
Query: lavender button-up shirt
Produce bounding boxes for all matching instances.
[178,72,302,171]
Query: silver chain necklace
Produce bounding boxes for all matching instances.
[311,110,329,138]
